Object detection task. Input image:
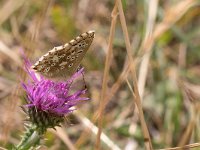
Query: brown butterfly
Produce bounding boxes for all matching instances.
[31,31,95,79]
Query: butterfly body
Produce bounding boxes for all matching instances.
[32,30,95,79]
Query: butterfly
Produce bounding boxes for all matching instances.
[31,30,95,79]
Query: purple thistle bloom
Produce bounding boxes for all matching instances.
[22,56,89,116]
[16,51,90,150]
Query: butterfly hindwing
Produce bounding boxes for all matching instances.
[32,31,95,79]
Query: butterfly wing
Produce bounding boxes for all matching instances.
[32,30,95,79]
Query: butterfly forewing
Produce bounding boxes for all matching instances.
[32,30,95,79]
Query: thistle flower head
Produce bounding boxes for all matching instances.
[21,55,89,132]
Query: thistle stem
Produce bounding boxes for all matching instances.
[16,124,42,150]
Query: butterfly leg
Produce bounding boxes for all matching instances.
[81,72,87,89]
[77,65,87,89]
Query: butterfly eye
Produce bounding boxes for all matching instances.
[38,65,44,71]
[71,50,75,55]
[45,67,50,72]
[67,56,71,59]
[68,63,73,68]
[70,56,75,61]
[78,41,87,48]
[60,66,65,69]
[52,55,59,62]
[77,50,83,54]
[51,63,56,66]
[82,43,85,47]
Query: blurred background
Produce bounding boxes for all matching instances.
[0,0,200,149]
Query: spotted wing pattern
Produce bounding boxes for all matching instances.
[32,30,95,79]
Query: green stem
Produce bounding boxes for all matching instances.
[16,124,42,150]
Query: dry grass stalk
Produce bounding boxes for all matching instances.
[75,111,121,150]
[116,0,153,149]
[75,58,131,148]
[95,63,131,118]
[95,2,118,149]
[157,142,200,150]
[177,80,200,147]
[138,0,197,100]
[0,147,7,150]
[177,105,197,146]
[0,41,22,66]
[26,0,54,58]
[0,87,20,143]
[0,0,26,26]
[51,127,77,150]
[138,0,158,99]
[153,0,198,40]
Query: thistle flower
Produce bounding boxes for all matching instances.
[22,56,89,129]
[16,55,89,149]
